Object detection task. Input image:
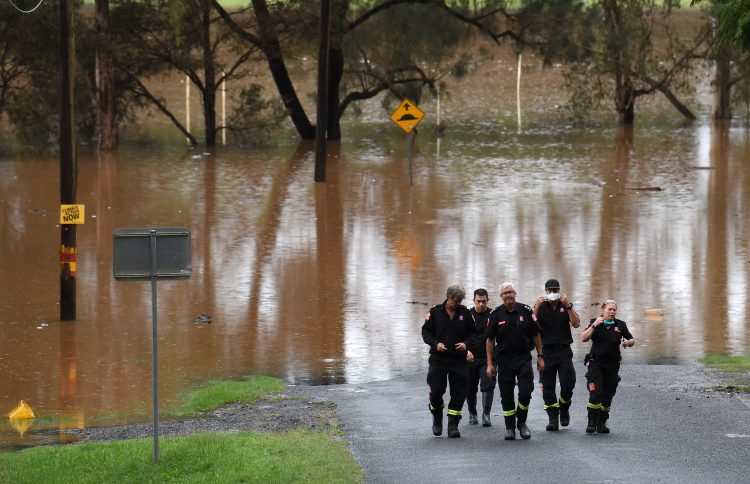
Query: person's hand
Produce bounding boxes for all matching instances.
[486,364,496,379]
[536,295,546,305]
[593,316,604,327]
[437,343,447,352]
[466,351,474,362]
[537,356,545,372]
[560,293,571,307]
[454,342,466,352]
[621,338,633,348]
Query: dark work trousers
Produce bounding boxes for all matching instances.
[467,358,496,394]
[427,358,470,414]
[585,359,620,407]
[497,354,534,420]
[541,345,576,409]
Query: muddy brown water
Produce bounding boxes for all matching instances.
[2,63,750,449]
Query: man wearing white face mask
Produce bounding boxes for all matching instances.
[533,279,580,431]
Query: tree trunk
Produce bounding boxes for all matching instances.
[712,52,732,120]
[95,0,116,150]
[203,3,217,146]
[252,0,315,139]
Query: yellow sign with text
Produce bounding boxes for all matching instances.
[390,99,425,133]
[60,204,85,224]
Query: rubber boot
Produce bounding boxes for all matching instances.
[481,391,493,427]
[559,401,571,427]
[466,392,478,425]
[597,410,610,434]
[504,415,516,440]
[586,408,600,434]
[516,406,530,439]
[546,408,560,431]
[447,415,461,438]
[431,407,443,436]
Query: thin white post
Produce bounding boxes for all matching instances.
[185,75,191,141]
[221,71,227,145]
[516,53,522,132]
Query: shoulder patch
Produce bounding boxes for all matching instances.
[425,312,431,320]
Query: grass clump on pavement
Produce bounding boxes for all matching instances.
[0,431,362,484]
[177,374,284,414]
[698,355,750,372]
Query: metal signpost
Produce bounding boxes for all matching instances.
[113,228,192,464]
[389,99,425,185]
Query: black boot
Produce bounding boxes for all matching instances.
[597,410,610,434]
[481,391,493,427]
[546,408,560,431]
[504,415,516,440]
[431,406,443,436]
[517,420,531,439]
[559,401,571,427]
[447,415,461,438]
[586,408,600,434]
[467,393,478,425]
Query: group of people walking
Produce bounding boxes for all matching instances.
[421,280,635,440]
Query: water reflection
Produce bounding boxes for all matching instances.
[1,119,749,449]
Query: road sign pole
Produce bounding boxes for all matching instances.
[407,131,414,186]
[150,229,159,464]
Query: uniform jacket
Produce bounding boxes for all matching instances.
[422,301,475,363]
[586,318,633,363]
[486,302,539,358]
[466,307,491,359]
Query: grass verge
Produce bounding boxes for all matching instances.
[0,431,362,483]
[698,355,750,372]
[0,375,363,483]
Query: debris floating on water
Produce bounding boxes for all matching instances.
[194,313,213,324]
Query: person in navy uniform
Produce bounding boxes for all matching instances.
[580,299,635,434]
[422,284,476,438]
[533,278,580,431]
[465,288,495,427]
[486,282,544,440]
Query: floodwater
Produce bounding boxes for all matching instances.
[2,66,750,450]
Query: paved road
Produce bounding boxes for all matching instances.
[318,364,750,483]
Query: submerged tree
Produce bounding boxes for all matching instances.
[213,0,514,140]
[517,0,708,124]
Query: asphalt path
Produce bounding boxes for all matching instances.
[318,364,750,484]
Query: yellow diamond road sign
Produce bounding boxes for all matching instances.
[390,99,424,133]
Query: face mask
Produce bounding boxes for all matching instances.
[603,319,615,326]
[546,292,560,301]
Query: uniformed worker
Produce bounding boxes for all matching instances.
[486,282,544,440]
[465,288,495,426]
[422,284,476,438]
[580,299,635,434]
[533,278,580,431]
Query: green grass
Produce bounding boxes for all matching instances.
[0,375,363,483]
[177,374,284,415]
[0,431,362,483]
[698,355,750,372]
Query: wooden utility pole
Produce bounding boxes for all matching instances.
[314,0,331,182]
[60,0,77,321]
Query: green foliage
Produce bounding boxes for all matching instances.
[713,0,750,51]
[0,431,363,483]
[0,0,96,147]
[698,355,750,372]
[226,84,287,143]
[178,375,285,414]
